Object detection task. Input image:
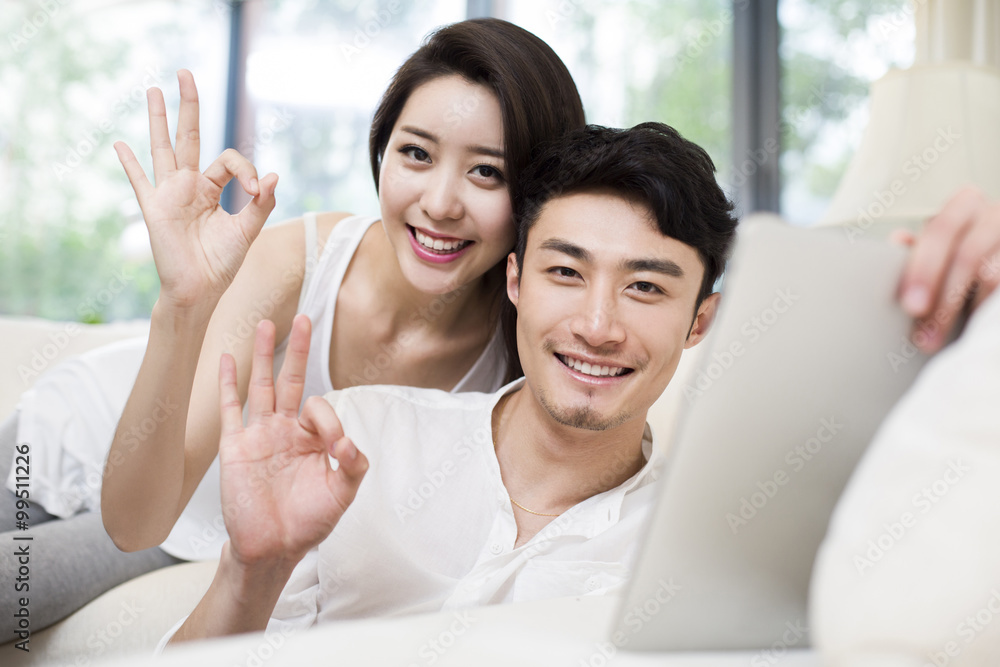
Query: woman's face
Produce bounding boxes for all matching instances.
[378,75,514,296]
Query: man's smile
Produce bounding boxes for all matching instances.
[555,352,635,381]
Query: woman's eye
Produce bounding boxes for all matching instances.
[472,164,504,181]
[401,146,430,162]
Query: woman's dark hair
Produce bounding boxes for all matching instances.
[369,18,585,197]
[500,122,740,380]
[369,18,585,385]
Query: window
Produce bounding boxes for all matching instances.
[3,0,920,320]
[1,0,228,321]
[779,0,914,225]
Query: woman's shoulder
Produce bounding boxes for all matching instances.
[262,211,356,243]
[249,211,360,272]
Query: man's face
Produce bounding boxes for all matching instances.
[507,191,718,432]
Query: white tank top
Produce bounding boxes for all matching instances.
[277,212,508,398]
[161,213,509,560]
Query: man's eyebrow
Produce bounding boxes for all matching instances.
[539,238,591,262]
[539,238,685,278]
[621,257,685,278]
[399,126,504,160]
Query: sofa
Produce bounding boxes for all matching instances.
[0,316,219,666]
[0,313,709,665]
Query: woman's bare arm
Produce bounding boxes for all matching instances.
[98,68,291,550]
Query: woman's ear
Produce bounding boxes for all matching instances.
[506,252,520,307]
[685,292,721,349]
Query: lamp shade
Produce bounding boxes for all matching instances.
[818,62,1000,229]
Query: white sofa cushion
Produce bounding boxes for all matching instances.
[811,291,1000,666]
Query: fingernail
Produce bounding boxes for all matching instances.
[346,440,358,461]
[903,287,929,315]
[250,177,259,194]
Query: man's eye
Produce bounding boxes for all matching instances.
[632,281,662,294]
[552,267,578,278]
[401,146,430,162]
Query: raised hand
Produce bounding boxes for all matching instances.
[114,69,279,310]
[897,186,1000,351]
[217,314,368,568]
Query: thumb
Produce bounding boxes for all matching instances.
[328,437,367,507]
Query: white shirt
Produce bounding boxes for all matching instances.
[158,379,661,650]
[268,378,661,634]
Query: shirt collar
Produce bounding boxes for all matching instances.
[487,378,662,538]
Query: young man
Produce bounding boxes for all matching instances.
[165,122,739,644]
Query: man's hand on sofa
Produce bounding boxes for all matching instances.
[897,186,1000,352]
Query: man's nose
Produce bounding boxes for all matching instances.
[570,289,626,347]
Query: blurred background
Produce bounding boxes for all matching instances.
[0,0,914,322]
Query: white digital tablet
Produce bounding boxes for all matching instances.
[613,214,932,651]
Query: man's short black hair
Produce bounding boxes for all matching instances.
[501,122,739,381]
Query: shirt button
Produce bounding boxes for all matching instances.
[490,543,503,555]
[586,577,599,591]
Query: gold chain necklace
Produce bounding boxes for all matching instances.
[509,498,561,517]
[493,392,562,518]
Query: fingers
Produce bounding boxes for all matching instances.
[888,228,916,247]
[146,85,176,185]
[899,187,983,318]
[918,206,1000,350]
[246,320,277,423]
[298,395,345,445]
[276,314,311,417]
[204,149,261,196]
[219,353,244,437]
[236,172,279,245]
[114,141,151,204]
[174,69,201,171]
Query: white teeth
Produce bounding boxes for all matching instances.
[558,354,626,377]
[414,228,469,253]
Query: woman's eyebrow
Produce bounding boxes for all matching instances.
[399,126,503,159]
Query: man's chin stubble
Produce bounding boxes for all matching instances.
[537,389,630,432]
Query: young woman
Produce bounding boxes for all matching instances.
[0,17,584,634]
